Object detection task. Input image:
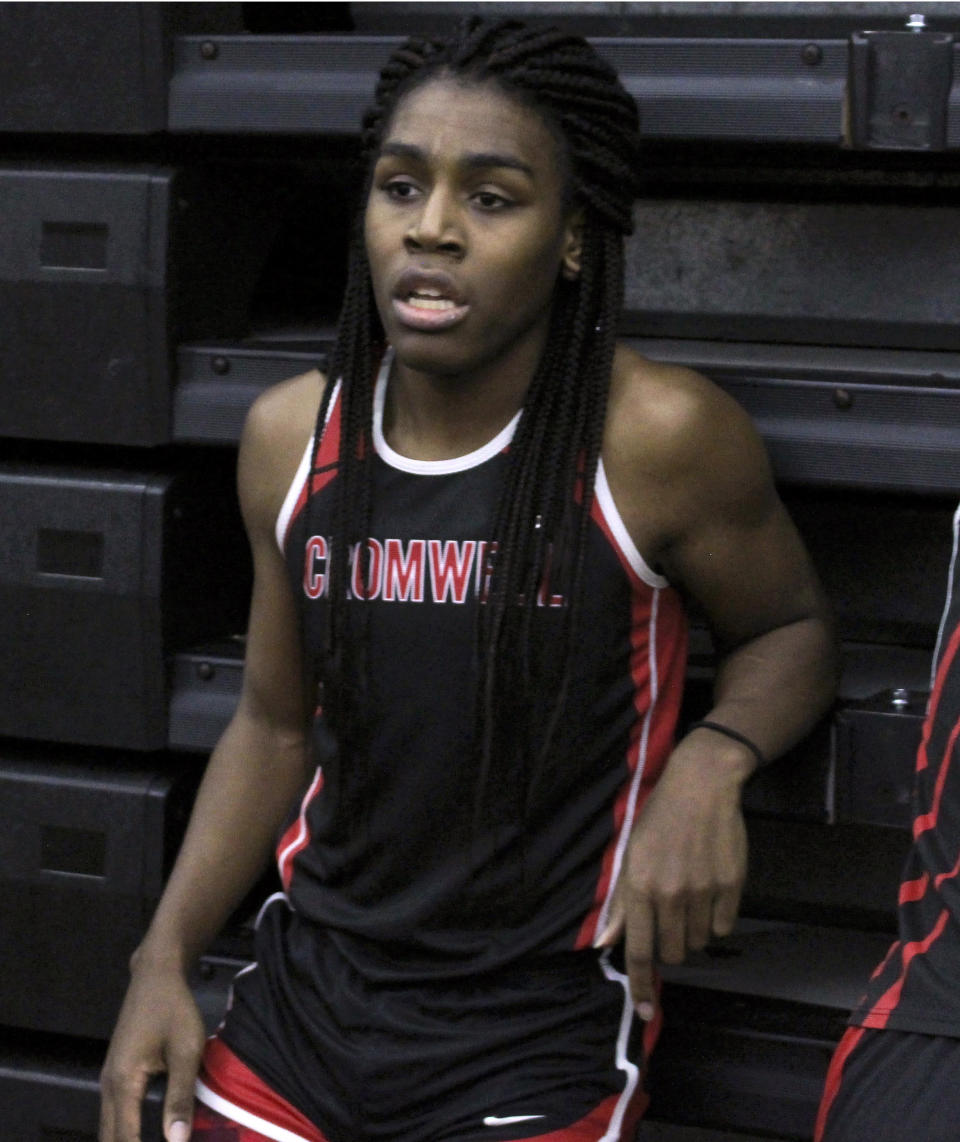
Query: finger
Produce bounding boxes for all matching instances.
[98,1080,115,1142]
[711,881,743,939]
[108,1070,149,1142]
[594,882,625,948]
[167,1120,191,1142]
[655,895,687,965]
[163,1047,199,1142]
[686,889,714,952]
[624,897,656,1020]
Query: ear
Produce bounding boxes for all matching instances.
[561,208,584,281]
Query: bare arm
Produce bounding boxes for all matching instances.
[597,354,837,1015]
[100,376,321,1142]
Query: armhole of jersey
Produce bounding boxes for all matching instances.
[594,459,670,590]
[931,500,960,688]
[274,379,342,554]
[275,436,315,555]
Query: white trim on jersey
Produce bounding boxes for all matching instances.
[256,891,293,927]
[277,768,325,888]
[216,895,291,1029]
[219,960,258,1026]
[275,380,342,554]
[195,1079,318,1142]
[372,347,523,475]
[593,461,670,590]
[597,952,642,1142]
[932,501,960,690]
[276,437,314,554]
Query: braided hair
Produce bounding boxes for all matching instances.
[309,18,642,814]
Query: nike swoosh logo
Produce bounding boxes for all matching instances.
[483,1115,547,1127]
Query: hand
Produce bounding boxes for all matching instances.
[99,959,206,1142]
[594,737,750,1021]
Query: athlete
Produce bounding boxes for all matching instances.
[816,501,960,1142]
[99,21,835,1142]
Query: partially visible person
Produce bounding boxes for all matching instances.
[817,501,960,1142]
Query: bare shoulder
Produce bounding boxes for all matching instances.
[238,368,326,534]
[603,344,775,556]
[605,344,761,480]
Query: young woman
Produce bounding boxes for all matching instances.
[100,20,835,1142]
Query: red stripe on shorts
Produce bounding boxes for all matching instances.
[814,1024,868,1142]
[198,1037,330,1142]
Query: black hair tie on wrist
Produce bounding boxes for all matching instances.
[686,720,767,769]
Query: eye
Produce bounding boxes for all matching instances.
[383,178,421,202]
[472,190,511,211]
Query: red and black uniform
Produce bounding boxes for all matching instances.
[196,353,689,1142]
[817,502,960,1141]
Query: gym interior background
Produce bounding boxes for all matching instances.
[2,2,960,1138]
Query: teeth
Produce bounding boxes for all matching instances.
[408,296,455,310]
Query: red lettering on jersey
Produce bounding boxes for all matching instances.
[476,540,497,603]
[536,544,565,608]
[349,539,383,601]
[304,535,328,599]
[383,538,425,602]
[429,540,477,604]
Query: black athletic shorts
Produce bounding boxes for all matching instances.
[816,1024,960,1142]
[201,896,655,1142]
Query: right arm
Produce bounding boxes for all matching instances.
[99,374,322,1142]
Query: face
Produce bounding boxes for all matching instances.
[364,76,582,385]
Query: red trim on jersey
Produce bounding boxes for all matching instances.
[935,847,960,890]
[814,1024,867,1142]
[917,620,960,772]
[574,580,653,948]
[281,387,343,552]
[276,768,324,892]
[199,1037,330,1142]
[914,715,960,837]
[899,872,930,904]
[860,908,950,1029]
[867,939,900,985]
[573,496,687,948]
[589,497,643,590]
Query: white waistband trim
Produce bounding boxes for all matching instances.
[195,1079,318,1142]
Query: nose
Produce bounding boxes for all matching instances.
[404,187,463,257]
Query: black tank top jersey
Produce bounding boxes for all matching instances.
[268,352,688,982]
[850,501,960,1036]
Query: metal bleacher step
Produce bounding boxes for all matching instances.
[174,336,334,445]
[168,33,848,142]
[168,29,960,150]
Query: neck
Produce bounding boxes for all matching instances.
[382,332,546,462]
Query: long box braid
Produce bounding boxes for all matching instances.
[304,19,642,820]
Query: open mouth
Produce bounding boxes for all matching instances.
[393,286,469,331]
[406,289,457,312]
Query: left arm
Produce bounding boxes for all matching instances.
[596,354,837,1017]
